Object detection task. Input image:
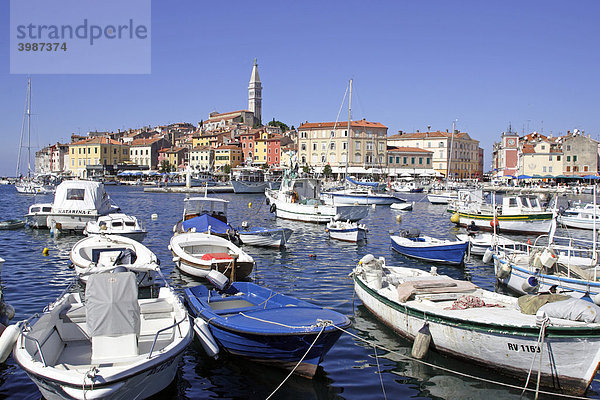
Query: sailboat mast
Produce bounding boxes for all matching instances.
[447,120,455,184]
[16,78,29,178]
[27,78,32,177]
[346,79,352,178]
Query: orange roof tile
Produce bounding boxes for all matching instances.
[71,137,123,146]
[299,120,387,129]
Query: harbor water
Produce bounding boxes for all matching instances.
[1,185,598,399]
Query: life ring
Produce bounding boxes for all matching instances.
[270,204,276,213]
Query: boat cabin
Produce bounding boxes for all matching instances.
[51,180,114,216]
[284,178,322,203]
[501,195,545,215]
[183,196,229,222]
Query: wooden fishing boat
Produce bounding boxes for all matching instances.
[184,278,350,377]
[352,254,600,395]
[169,232,254,279]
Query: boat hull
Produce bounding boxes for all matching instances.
[354,273,600,395]
[328,227,367,242]
[558,215,600,230]
[455,212,552,234]
[238,228,292,248]
[231,180,269,194]
[266,195,368,223]
[391,236,467,265]
[22,351,185,400]
[494,254,600,298]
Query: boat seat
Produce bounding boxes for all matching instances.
[139,298,174,320]
[59,304,86,324]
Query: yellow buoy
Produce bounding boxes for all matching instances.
[42,248,49,256]
[450,213,460,224]
[396,215,402,223]
[248,202,252,209]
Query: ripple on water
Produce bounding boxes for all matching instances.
[2,186,600,399]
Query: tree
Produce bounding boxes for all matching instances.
[302,165,311,174]
[323,164,332,177]
[268,118,290,132]
[222,164,231,174]
[159,160,172,173]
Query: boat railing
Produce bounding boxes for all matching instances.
[18,315,47,367]
[147,315,187,359]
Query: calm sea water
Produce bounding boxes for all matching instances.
[0,184,598,399]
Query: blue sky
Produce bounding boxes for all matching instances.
[1,0,599,176]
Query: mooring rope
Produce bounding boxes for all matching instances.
[266,323,328,400]
[330,324,590,400]
[373,343,388,400]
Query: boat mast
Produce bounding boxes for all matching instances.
[346,78,352,180]
[446,120,456,187]
[16,78,31,178]
[27,77,32,177]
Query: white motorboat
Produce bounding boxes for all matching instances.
[13,271,193,400]
[390,202,414,211]
[238,226,293,248]
[427,191,458,205]
[321,177,401,205]
[25,203,53,228]
[326,220,367,242]
[455,232,521,256]
[231,167,268,194]
[70,234,159,286]
[169,232,255,279]
[265,175,369,223]
[558,203,600,230]
[84,213,147,242]
[46,180,118,232]
[353,254,600,395]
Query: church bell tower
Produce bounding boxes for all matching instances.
[248,58,262,126]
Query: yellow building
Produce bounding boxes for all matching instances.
[214,145,242,171]
[68,137,129,178]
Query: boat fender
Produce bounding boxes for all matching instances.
[522,276,539,293]
[490,217,499,228]
[172,256,180,263]
[482,247,494,264]
[450,213,460,224]
[593,294,600,306]
[0,324,20,363]
[167,245,172,251]
[496,260,511,279]
[396,215,402,223]
[411,322,431,360]
[193,318,219,358]
[265,197,270,205]
[269,204,276,213]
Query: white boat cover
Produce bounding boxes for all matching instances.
[85,272,140,336]
[52,180,113,215]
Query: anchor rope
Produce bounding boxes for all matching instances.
[373,343,388,400]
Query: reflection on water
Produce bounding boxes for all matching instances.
[1,185,600,399]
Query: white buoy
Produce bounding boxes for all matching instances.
[151,213,158,220]
[371,204,376,209]
[193,318,219,358]
[411,323,431,359]
[0,324,20,363]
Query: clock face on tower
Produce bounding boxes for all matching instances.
[507,139,516,146]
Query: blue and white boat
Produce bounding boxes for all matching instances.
[326,220,367,242]
[238,226,293,248]
[184,280,351,378]
[391,229,468,265]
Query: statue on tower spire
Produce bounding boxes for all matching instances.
[248,59,262,126]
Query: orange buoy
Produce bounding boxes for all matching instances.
[490,217,499,228]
